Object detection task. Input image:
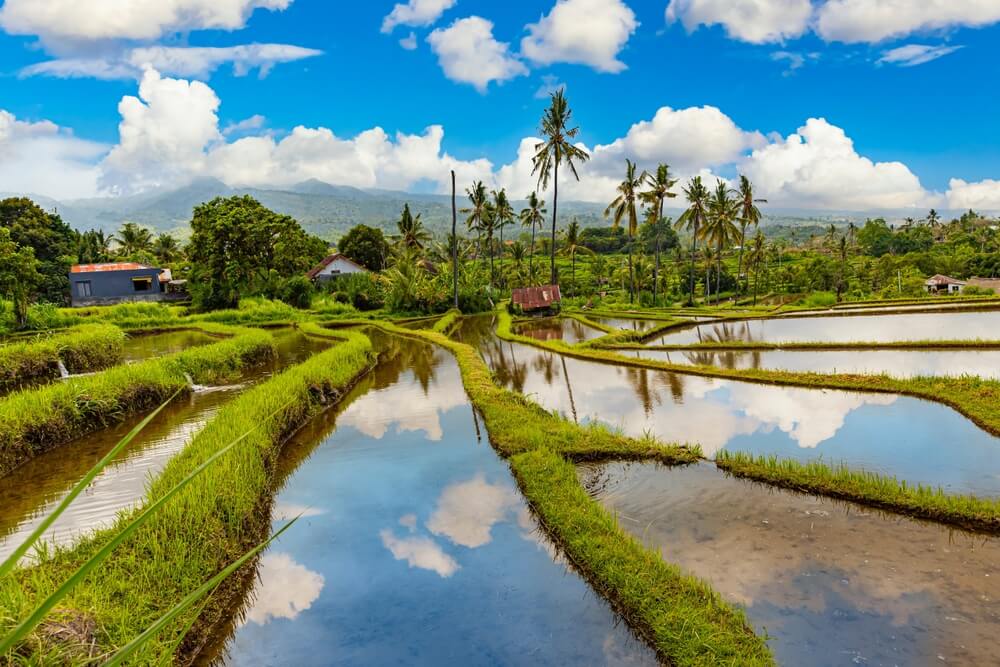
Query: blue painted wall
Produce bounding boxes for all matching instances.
[69,267,162,306]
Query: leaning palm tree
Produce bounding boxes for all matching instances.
[396,203,431,250]
[734,175,765,295]
[532,89,590,286]
[605,159,645,303]
[560,219,594,295]
[461,181,489,270]
[519,191,546,282]
[492,188,515,286]
[704,180,740,303]
[639,163,678,306]
[674,176,711,305]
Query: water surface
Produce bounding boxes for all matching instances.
[123,329,217,362]
[512,317,606,343]
[581,461,1000,667]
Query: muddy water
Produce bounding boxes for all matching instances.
[512,317,606,343]
[632,347,1000,380]
[458,318,1000,496]
[652,309,1000,345]
[580,461,1000,666]
[204,332,655,666]
[122,329,217,362]
[0,328,331,560]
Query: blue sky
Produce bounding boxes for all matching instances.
[1,0,999,211]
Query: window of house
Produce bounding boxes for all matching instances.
[76,281,92,297]
[132,277,153,292]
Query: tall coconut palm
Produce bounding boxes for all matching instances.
[605,159,644,303]
[674,176,710,305]
[532,89,590,286]
[116,222,153,257]
[639,163,678,306]
[396,203,431,250]
[152,233,181,264]
[461,181,489,270]
[926,208,942,241]
[748,230,766,305]
[492,188,515,285]
[559,219,594,295]
[519,191,546,282]
[704,180,740,303]
[734,175,765,295]
[480,202,499,286]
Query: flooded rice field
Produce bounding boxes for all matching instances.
[204,332,654,666]
[512,317,606,343]
[651,309,1000,345]
[580,460,1000,666]
[122,328,218,362]
[0,327,330,560]
[460,317,1000,496]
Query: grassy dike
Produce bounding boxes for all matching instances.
[0,329,376,664]
[0,326,275,478]
[362,319,773,665]
[602,338,1000,352]
[0,324,126,393]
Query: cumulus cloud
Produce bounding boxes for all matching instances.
[740,117,939,209]
[0,110,105,200]
[0,0,292,46]
[426,475,520,548]
[815,0,1000,43]
[876,43,963,67]
[521,0,638,73]
[379,529,459,577]
[21,43,322,80]
[946,178,1000,211]
[245,553,325,625]
[399,32,418,50]
[222,114,267,136]
[427,17,527,92]
[665,0,813,44]
[381,0,456,34]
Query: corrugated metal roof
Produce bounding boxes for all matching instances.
[71,262,157,274]
[924,274,966,285]
[512,285,561,310]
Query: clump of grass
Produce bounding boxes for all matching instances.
[0,327,275,477]
[190,298,303,326]
[583,319,687,348]
[430,309,462,335]
[512,448,772,665]
[609,338,1000,352]
[0,330,376,663]
[562,311,614,333]
[716,451,1000,533]
[0,324,125,392]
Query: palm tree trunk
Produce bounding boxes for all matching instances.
[736,220,747,295]
[551,159,559,286]
[488,232,495,287]
[572,252,576,293]
[451,171,458,309]
[716,239,723,305]
[499,222,504,289]
[628,241,634,303]
[529,224,536,283]
[687,223,698,306]
[653,235,660,307]
[753,258,760,306]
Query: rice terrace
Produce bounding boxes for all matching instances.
[2,1,1000,665]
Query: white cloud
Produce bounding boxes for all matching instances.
[223,114,267,136]
[877,43,963,67]
[533,74,565,99]
[771,50,819,75]
[427,17,527,93]
[21,43,321,81]
[0,110,105,200]
[740,118,940,209]
[521,0,638,73]
[245,553,325,625]
[426,474,520,548]
[946,178,1000,211]
[399,32,418,50]
[815,0,1000,43]
[0,0,292,45]
[665,0,812,44]
[381,0,456,34]
[379,529,459,577]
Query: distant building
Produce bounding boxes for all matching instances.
[306,253,367,282]
[69,262,182,307]
[924,274,966,294]
[512,285,562,314]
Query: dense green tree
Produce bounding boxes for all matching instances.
[186,196,328,310]
[0,228,42,327]
[116,222,154,257]
[856,218,893,257]
[337,224,390,272]
[0,197,75,303]
[532,89,590,285]
[76,229,115,264]
[152,233,182,264]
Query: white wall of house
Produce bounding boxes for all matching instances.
[316,257,365,280]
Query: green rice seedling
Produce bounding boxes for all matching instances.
[430,309,462,335]
[0,324,125,392]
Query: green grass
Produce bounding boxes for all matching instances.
[607,338,1000,352]
[430,309,462,335]
[0,330,376,663]
[716,451,1000,533]
[562,311,614,333]
[0,326,275,478]
[0,324,125,392]
[582,319,688,347]
[512,449,772,666]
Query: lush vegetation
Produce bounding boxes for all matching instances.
[0,324,125,392]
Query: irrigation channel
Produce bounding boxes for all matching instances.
[201,330,655,665]
[0,328,330,561]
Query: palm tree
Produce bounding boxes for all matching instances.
[704,180,740,303]
[605,159,645,303]
[480,202,498,286]
[559,219,594,295]
[674,176,710,305]
[639,163,678,306]
[734,175,765,295]
[152,233,181,264]
[508,241,526,286]
[532,89,590,286]
[116,222,153,257]
[396,203,431,250]
[461,181,489,269]
[519,191,546,283]
[927,208,942,241]
[492,188,515,286]
[748,230,766,305]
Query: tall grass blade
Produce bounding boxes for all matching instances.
[0,389,183,579]
[104,517,300,667]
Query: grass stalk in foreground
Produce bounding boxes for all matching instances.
[716,451,1000,533]
[0,324,125,393]
[0,329,376,663]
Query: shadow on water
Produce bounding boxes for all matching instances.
[0,327,332,561]
[579,460,1000,667]
[199,330,656,667]
[459,316,1000,498]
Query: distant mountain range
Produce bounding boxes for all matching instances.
[1,178,959,243]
